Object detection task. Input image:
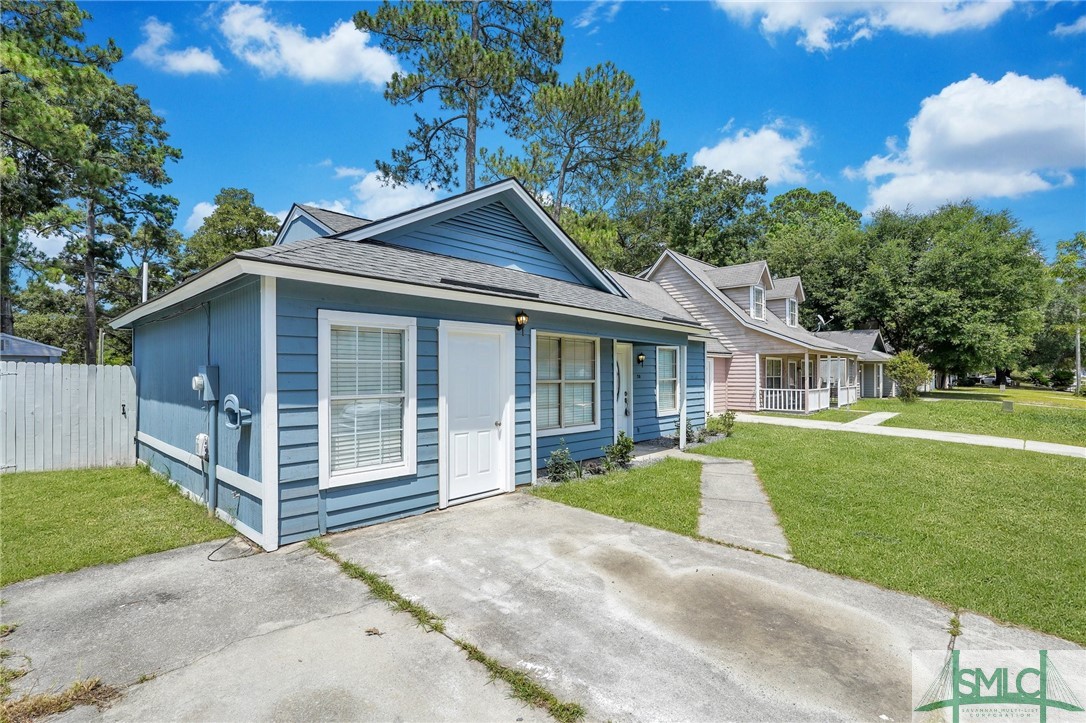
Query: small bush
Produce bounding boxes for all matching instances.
[1028,370,1051,387]
[706,411,736,437]
[545,440,579,483]
[1050,369,1074,388]
[602,431,635,470]
[884,351,931,402]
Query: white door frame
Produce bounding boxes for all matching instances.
[613,342,634,441]
[437,320,516,509]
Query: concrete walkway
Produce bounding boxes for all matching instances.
[844,411,898,426]
[736,412,1086,459]
[669,451,792,559]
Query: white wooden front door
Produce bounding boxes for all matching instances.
[441,323,513,506]
[614,343,634,440]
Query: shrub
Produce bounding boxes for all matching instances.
[706,411,736,437]
[545,440,578,483]
[884,351,931,402]
[1050,369,1074,388]
[602,431,635,470]
[1028,369,1051,387]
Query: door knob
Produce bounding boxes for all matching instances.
[494,420,502,427]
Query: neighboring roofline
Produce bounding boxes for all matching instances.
[273,204,334,246]
[0,333,65,355]
[646,250,855,355]
[767,275,806,303]
[334,178,626,297]
[110,256,703,335]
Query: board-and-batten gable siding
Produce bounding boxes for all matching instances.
[374,200,590,287]
[133,279,263,533]
[276,278,556,544]
[280,216,330,244]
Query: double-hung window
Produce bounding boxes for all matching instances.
[536,335,598,434]
[786,298,799,327]
[657,346,679,414]
[318,310,417,488]
[764,358,783,389]
[751,286,766,320]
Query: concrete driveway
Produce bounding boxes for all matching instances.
[2,538,543,722]
[326,493,1080,722]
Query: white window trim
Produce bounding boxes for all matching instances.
[656,345,680,416]
[535,332,602,438]
[764,356,783,389]
[750,286,766,320]
[318,310,417,490]
[786,298,798,327]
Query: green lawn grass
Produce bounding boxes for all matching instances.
[931,386,1086,410]
[1,466,231,585]
[760,408,870,423]
[530,458,702,537]
[697,425,1086,644]
[853,396,1086,446]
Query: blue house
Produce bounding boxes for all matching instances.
[112,180,707,551]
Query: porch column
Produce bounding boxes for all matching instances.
[754,352,761,411]
[804,350,810,411]
[816,354,822,388]
[678,345,688,450]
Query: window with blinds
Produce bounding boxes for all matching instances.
[318,310,417,489]
[536,335,597,432]
[657,346,679,413]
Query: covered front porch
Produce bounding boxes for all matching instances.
[757,353,859,413]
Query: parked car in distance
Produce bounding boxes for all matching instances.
[978,375,998,386]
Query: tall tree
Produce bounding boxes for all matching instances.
[481,62,663,220]
[1053,231,1086,392]
[354,0,563,191]
[753,188,864,328]
[0,0,119,334]
[174,188,278,278]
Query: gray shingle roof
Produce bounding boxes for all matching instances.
[297,204,371,234]
[702,260,771,289]
[812,330,893,361]
[766,276,803,301]
[664,252,855,354]
[238,237,703,329]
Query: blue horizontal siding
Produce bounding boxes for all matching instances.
[132,279,262,534]
[377,200,585,285]
[687,342,706,428]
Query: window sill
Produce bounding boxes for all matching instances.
[320,460,416,490]
[537,423,600,438]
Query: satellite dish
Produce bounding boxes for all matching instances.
[815,314,834,331]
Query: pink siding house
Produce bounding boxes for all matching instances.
[643,250,861,414]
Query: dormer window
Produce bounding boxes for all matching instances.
[786,298,798,327]
[750,285,765,320]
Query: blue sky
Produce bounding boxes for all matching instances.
[64,1,1086,261]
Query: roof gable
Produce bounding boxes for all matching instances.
[766,276,805,303]
[274,204,369,245]
[703,260,773,290]
[337,179,624,295]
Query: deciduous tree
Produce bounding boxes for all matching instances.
[174,188,278,278]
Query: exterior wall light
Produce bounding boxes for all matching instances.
[515,311,529,332]
[636,352,646,365]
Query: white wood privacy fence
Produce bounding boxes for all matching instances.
[1,362,137,473]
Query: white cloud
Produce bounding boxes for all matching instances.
[184,201,217,233]
[714,1,1012,51]
[849,72,1086,213]
[693,120,813,184]
[133,17,224,75]
[574,0,624,30]
[21,229,67,257]
[219,4,398,85]
[311,166,439,220]
[1053,15,1086,36]
[333,166,368,179]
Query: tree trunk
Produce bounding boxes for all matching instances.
[551,153,573,222]
[464,2,479,191]
[84,201,98,364]
[0,294,13,337]
[995,368,1011,387]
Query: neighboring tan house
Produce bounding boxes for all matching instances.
[643,250,860,414]
[0,333,65,363]
[812,329,897,398]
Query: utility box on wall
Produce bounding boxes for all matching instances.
[193,365,219,402]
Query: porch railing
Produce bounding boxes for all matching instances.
[759,387,832,413]
[836,384,860,407]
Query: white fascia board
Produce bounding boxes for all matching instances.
[336,179,625,297]
[111,257,702,336]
